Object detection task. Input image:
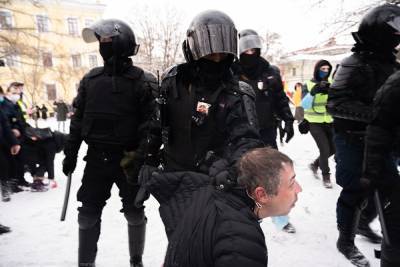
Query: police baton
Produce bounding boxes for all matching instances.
[60,172,72,221]
[374,189,391,246]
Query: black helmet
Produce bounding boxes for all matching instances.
[82,19,139,57]
[353,4,400,50]
[238,29,262,55]
[182,10,237,63]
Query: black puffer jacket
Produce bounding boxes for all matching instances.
[232,57,293,129]
[327,50,399,133]
[146,171,268,267]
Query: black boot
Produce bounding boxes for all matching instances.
[337,231,370,267]
[322,174,333,189]
[356,214,382,244]
[337,207,370,267]
[128,220,146,267]
[1,181,11,202]
[309,158,319,178]
[78,213,101,267]
[0,223,11,235]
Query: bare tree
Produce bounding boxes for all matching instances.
[261,30,284,63]
[310,0,398,37]
[128,4,185,73]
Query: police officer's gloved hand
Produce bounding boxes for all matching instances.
[284,120,294,143]
[62,156,77,176]
[120,151,144,185]
[134,165,159,208]
[310,82,329,96]
[360,176,375,198]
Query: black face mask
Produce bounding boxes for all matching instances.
[99,42,114,61]
[240,53,259,67]
[196,57,231,86]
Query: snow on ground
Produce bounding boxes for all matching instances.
[0,118,382,267]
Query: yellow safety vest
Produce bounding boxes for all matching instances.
[17,100,29,120]
[304,80,333,123]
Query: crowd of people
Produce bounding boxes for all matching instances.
[0,82,68,233]
[2,3,400,267]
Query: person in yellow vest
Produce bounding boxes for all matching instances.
[8,82,30,121]
[302,60,335,188]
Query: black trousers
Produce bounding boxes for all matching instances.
[77,145,143,214]
[309,122,335,175]
[0,147,9,182]
[77,145,145,264]
[381,183,400,266]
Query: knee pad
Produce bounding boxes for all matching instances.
[124,209,146,226]
[78,209,102,230]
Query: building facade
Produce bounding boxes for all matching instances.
[278,38,352,92]
[0,0,105,108]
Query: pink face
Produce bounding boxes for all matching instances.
[256,163,302,218]
[243,48,257,55]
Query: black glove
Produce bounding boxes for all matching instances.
[209,159,235,190]
[298,119,309,134]
[134,165,158,208]
[62,156,77,176]
[120,151,145,185]
[310,82,329,96]
[284,120,294,143]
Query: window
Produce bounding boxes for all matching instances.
[46,84,57,101]
[292,68,296,76]
[6,53,19,67]
[0,10,12,29]
[42,52,53,67]
[67,17,79,36]
[71,54,81,68]
[36,15,50,32]
[85,18,94,28]
[88,54,98,68]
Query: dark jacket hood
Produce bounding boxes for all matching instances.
[313,59,332,82]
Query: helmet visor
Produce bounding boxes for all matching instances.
[187,24,237,60]
[239,34,262,55]
[82,20,122,43]
[387,16,400,33]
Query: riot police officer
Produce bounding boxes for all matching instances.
[327,4,400,267]
[232,29,296,233]
[232,29,294,149]
[363,69,400,267]
[62,19,157,267]
[156,10,262,184]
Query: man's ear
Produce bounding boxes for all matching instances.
[253,186,269,204]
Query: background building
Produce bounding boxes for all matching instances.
[0,0,105,109]
[278,38,352,92]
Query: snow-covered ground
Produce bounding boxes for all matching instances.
[0,118,382,267]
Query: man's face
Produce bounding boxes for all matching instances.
[258,163,302,218]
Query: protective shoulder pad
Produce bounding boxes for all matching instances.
[237,81,255,99]
[86,67,104,78]
[340,54,365,67]
[142,70,159,93]
[161,64,179,81]
[122,65,144,80]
